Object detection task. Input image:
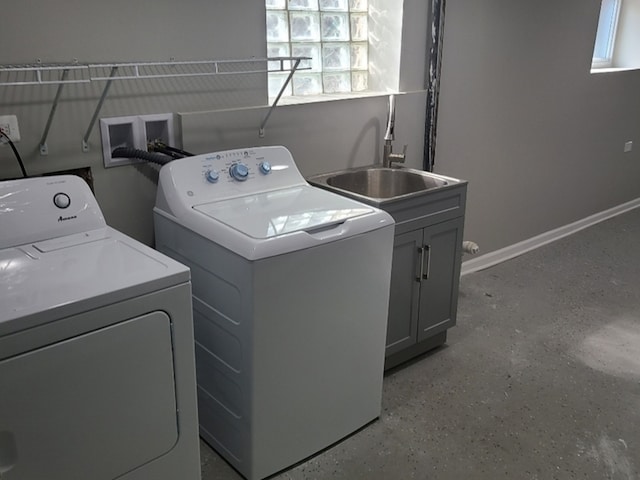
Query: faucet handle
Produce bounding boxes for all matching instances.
[389,145,408,165]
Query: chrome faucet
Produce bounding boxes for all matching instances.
[382,94,407,168]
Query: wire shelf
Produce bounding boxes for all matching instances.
[0,62,89,86]
[0,57,311,153]
[0,58,308,86]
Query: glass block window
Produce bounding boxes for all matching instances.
[266,0,368,96]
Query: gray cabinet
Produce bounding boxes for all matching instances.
[385,218,464,367]
[417,218,464,342]
[306,166,467,370]
[386,230,422,355]
[384,185,467,370]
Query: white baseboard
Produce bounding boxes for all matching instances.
[461,198,640,276]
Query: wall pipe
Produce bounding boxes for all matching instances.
[424,0,447,172]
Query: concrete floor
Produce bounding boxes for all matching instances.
[200,207,640,480]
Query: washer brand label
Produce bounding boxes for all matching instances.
[58,214,77,222]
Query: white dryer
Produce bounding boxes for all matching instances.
[0,175,201,480]
[154,145,395,480]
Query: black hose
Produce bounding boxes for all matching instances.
[148,140,194,158]
[0,130,28,177]
[159,144,195,158]
[111,147,173,166]
[150,145,185,160]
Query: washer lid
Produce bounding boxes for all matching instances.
[194,185,373,239]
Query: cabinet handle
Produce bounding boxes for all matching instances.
[422,244,431,280]
[416,246,424,282]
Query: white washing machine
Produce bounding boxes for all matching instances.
[154,145,395,480]
[0,175,201,480]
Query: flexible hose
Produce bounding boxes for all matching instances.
[164,145,194,157]
[0,130,28,177]
[149,141,194,158]
[149,146,183,160]
[149,145,185,160]
[111,147,173,166]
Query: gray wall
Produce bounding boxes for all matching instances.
[435,0,640,254]
[0,0,428,246]
[0,0,268,244]
[3,0,638,257]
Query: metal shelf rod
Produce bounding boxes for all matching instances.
[0,63,89,86]
[0,79,89,87]
[39,69,70,156]
[259,57,306,138]
[82,66,118,153]
[89,69,283,81]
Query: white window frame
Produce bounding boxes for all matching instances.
[592,0,622,69]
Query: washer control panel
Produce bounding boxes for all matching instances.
[198,149,277,186]
[157,146,308,205]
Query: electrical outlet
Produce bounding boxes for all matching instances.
[624,141,633,153]
[0,115,21,143]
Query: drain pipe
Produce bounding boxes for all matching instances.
[424,0,447,172]
[462,241,479,255]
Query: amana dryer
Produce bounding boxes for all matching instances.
[0,175,201,480]
[154,145,395,480]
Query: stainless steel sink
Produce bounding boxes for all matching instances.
[307,166,460,205]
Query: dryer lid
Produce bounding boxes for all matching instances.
[0,227,189,335]
[194,185,374,239]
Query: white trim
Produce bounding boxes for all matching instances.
[590,65,640,73]
[591,57,614,69]
[461,198,640,276]
[604,0,621,59]
[592,0,622,67]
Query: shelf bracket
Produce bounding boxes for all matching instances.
[82,66,118,152]
[259,57,302,138]
[39,69,70,155]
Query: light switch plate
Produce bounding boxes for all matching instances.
[0,115,20,143]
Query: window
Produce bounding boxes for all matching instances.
[266,0,369,97]
[592,0,621,68]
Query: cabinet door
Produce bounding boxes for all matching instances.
[385,230,422,356]
[417,217,464,342]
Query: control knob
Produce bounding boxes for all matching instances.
[258,161,272,175]
[205,169,219,183]
[229,163,249,181]
[53,193,71,209]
